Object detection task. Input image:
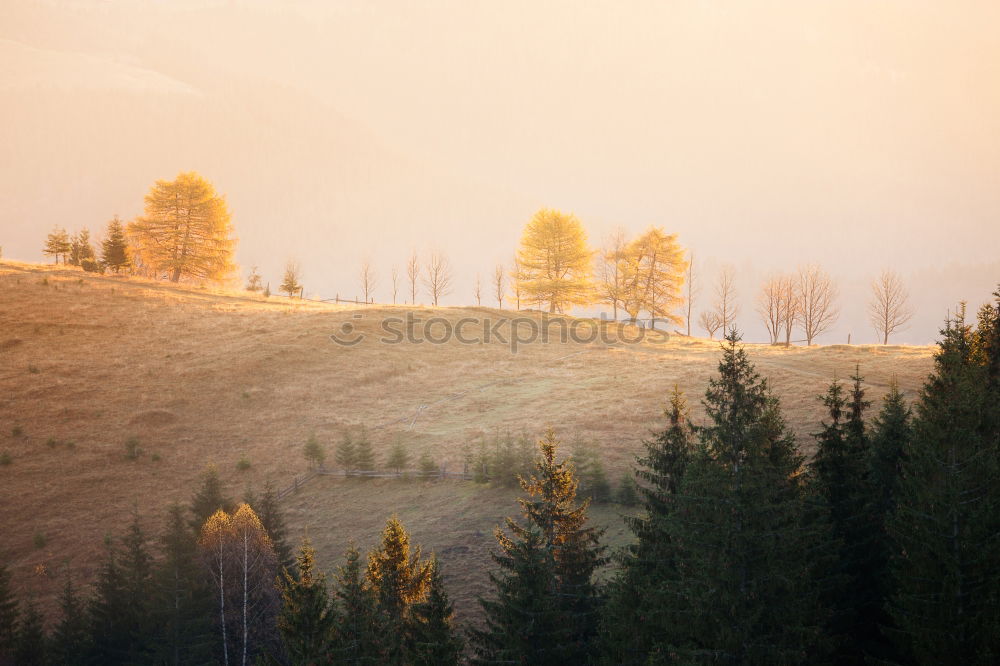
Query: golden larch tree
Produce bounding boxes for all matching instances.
[130,171,237,282]
[619,227,687,324]
[516,208,594,312]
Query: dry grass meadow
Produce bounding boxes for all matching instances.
[0,260,935,624]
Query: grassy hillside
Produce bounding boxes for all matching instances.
[0,261,935,623]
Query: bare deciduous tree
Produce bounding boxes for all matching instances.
[712,265,739,336]
[795,264,839,345]
[698,310,723,339]
[280,260,302,299]
[406,250,420,304]
[423,250,453,306]
[360,258,377,303]
[230,505,278,666]
[510,255,523,310]
[777,274,798,347]
[869,269,913,344]
[493,263,506,309]
[757,275,782,344]
[474,274,482,306]
[598,227,628,320]
[391,266,399,304]
[685,251,697,336]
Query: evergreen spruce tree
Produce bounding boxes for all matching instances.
[868,378,911,529]
[43,227,71,264]
[330,544,383,664]
[865,377,912,663]
[278,540,335,664]
[246,480,293,569]
[89,511,156,663]
[88,538,127,661]
[386,438,409,475]
[471,526,558,665]
[408,556,463,666]
[190,464,233,532]
[663,332,822,663]
[971,287,1000,382]
[353,430,376,473]
[101,216,131,274]
[366,516,432,664]
[472,429,607,664]
[889,306,1000,664]
[418,450,438,478]
[14,598,46,666]
[335,432,357,475]
[69,229,89,265]
[50,572,91,665]
[614,470,640,506]
[303,435,326,470]
[810,372,885,662]
[153,504,214,665]
[571,441,612,503]
[602,385,693,663]
[0,563,19,662]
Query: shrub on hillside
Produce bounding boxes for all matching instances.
[124,436,142,460]
[418,450,438,478]
[81,258,102,273]
[616,472,640,506]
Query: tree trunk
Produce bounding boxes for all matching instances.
[219,554,228,666]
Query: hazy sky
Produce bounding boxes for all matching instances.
[1,0,998,343]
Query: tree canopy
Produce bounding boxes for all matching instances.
[129,172,236,282]
[516,208,594,312]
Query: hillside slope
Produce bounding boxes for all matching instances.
[0,261,935,622]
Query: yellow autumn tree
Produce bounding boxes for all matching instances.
[199,509,234,665]
[129,171,237,282]
[619,227,687,324]
[198,504,279,666]
[515,208,594,312]
[366,516,432,661]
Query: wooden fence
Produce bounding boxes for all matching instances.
[276,466,475,500]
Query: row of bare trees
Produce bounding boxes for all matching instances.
[752,265,840,345]
[361,250,454,306]
[265,248,910,346]
[750,266,912,345]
